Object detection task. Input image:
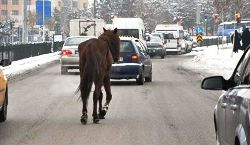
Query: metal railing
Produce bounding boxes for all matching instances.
[199,36,231,47]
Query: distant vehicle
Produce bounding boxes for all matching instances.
[155,24,185,54]
[69,19,106,37]
[112,18,145,41]
[146,36,166,59]
[151,32,165,44]
[0,67,8,122]
[111,37,152,85]
[217,20,250,36]
[201,45,250,145]
[183,32,193,53]
[60,36,96,74]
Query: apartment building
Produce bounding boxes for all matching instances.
[0,0,36,27]
[72,0,88,10]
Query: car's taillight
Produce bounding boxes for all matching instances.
[131,54,140,62]
[159,44,164,48]
[61,50,73,55]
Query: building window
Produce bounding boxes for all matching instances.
[72,1,78,8]
[12,0,18,5]
[1,0,8,4]
[27,0,31,5]
[12,10,18,15]
[1,10,8,15]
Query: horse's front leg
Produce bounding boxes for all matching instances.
[99,76,112,118]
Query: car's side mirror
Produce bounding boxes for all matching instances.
[201,76,226,90]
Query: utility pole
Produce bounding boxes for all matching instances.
[93,0,96,18]
[43,0,45,42]
[23,0,28,43]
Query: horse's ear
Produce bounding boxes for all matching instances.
[103,27,107,32]
[113,28,118,34]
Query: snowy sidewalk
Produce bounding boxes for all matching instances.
[1,52,61,81]
[183,43,243,79]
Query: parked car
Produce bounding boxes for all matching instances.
[201,45,250,145]
[0,67,8,122]
[146,36,166,58]
[111,37,152,85]
[60,36,96,74]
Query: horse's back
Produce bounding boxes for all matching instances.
[78,38,97,55]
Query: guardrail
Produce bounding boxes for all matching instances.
[0,41,64,66]
[199,36,231,47]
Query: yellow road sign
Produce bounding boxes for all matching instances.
[196,34,203,42]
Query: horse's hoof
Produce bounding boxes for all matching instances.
[99,109,107,119]
[93,116,100,124]
[80,114,88,125]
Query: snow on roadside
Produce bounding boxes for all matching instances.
[1,52,61,79]
[183,43,243,79]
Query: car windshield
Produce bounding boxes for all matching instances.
[64,37,91,46]
[120,41,134,52]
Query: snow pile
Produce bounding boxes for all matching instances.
[1,52,61,79]
[184,44,243,79]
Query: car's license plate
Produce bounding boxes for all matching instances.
[119,57,123,62]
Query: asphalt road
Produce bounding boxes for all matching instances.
[0,55,221,145]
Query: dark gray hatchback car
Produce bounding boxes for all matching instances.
[201,46,250,145]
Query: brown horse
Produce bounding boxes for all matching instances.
[77,28,120,124]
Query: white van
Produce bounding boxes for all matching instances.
[112,18,145,41]
[155,24,185,54]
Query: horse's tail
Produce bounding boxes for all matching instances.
[79,48,97,102]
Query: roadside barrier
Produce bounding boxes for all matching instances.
[0,41,64,66]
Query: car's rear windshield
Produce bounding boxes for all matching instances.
[147,43,161,48]
[163,33,175,39]
[150,36,162,42]
[64,37,91,46]
[117,29,139,39]
[120,41,134,53]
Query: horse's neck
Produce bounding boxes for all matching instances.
[98,36,111,57]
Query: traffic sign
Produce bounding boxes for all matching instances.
[195,26,203,34]
[196,34,203,43]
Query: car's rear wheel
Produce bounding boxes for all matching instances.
[136,71,144,85]
[145,70,152,82]
[161,53,165,59]
[0,87,8,122]
[61,66,67,75]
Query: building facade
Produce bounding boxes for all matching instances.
[0,0,89,43]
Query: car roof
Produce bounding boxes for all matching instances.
[119,36,139,41]
[65,36,96,39]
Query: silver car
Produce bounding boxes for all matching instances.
[60,36,95,74]
[201,46,250,145]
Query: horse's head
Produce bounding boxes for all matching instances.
[102,28,120,63]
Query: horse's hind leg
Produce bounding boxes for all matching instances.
[98,91,105,119]
[100,76,112,118]
[80,98,88,125]
[93,85,101,124]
